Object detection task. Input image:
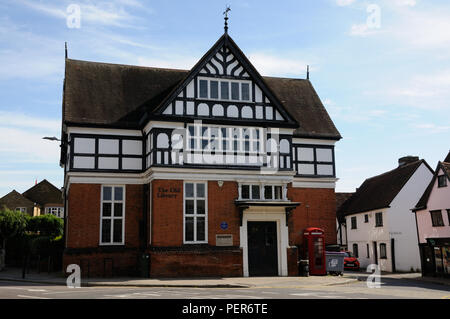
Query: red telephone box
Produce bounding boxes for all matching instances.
[303,227,326,275]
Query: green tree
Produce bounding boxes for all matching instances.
[27,214,63,238]
[0,207,28,270]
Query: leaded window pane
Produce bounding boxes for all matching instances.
[199,80,208,98]
[103,187,112,201]
[210,81,219,99]
[101,219,111,243]
[113,219,123,243]
[231,82,239,100]
[114,203,123,217]
[185,217,194,241]
[221,82,229,99]
[102,203,112,217]
[197,217,205,241]
[241,83,250,101]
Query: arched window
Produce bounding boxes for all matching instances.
[241,106,253,118]
[227,105,239,118]
[280,139,290,154]
[198,103,210,116]
[171,133,183,149]
[156,133,169,148]
[266,138,278,153]
[212,104,224,117]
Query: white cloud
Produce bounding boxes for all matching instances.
[0,111,60,130]
[393,0,416,7]
[372,2,450,50]
[15,0,149,28]
[411,123,450,135]
[336,0,356,6]
[0,19,63,80]
[136,56,198,70]
[323,98,390,124]
[349,23,379,37]
[0,112,61,164]
[386,69,450,110]
[247,53,309,77]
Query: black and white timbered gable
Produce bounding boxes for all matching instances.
[153,34,298,128]
[61,29,341,180]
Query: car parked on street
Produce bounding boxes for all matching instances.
[343,251,360,270]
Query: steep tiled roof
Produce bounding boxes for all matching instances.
[335,192,354,223]
[22,180,62,206]
[0,190,35,212]
[413,154,450,212]
[62,58,341,139]
[339,160,430,216]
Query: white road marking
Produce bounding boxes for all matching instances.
[28,289,47,292]
[290,293,317,297]
[290,292,344,299]
[261,291,279,295]
[133,292,161,297]
[43,287,138,295]
[17,295,51,299]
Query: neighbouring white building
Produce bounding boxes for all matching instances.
[339,156,434,272]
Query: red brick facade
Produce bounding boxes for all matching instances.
[63,184,144,277]
[287,185,337,247]
[63,181,336,277]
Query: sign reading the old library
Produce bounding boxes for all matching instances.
[157,187,181,199]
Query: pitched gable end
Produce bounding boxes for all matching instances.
[153,34,298,127]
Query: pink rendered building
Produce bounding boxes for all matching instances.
[412,151,450,277]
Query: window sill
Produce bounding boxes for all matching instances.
[99,243,125,246]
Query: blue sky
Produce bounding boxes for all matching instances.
[0,0,449,197]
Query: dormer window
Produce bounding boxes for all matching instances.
[198,77,252,102]
[438,175,447,188]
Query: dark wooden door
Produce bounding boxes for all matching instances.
[373,241,378,265]
[421,246,435,276]
[247,222,278,276]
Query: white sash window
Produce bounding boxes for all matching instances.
[100,186,125,245]
[184,182,208,244]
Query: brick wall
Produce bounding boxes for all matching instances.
[66,184,144,249]
[287,185,337,247]
[66,184,101,248]
[151,180,184,246]
[149,248,243,277]
[64,183,144,276]
[207,181,240,246]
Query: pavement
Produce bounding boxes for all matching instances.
[0,267,359,288]
[0,267,449,289]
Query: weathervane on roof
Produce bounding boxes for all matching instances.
[223,5,231,34]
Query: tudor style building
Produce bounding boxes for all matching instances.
[60,28,341,277]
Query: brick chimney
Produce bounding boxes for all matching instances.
[398,156,419,166]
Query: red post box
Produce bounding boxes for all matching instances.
[303,227,326,275]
